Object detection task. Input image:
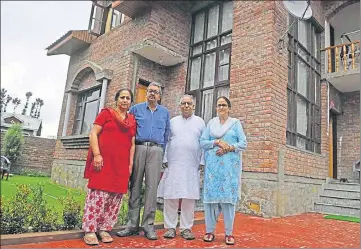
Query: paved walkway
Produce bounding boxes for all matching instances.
[5,213,360,248]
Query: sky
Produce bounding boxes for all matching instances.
[1,1,91,138]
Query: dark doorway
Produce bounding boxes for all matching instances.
[330,111,338,179]
[330,25,335,72]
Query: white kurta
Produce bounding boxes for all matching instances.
[157,114,205,200]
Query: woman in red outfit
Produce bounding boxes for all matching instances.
[82,89,136,245]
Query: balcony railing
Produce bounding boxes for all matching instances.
[322,40,360,73]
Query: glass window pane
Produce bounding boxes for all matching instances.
[297,59,308,97]
[315,74,320,105]
[221,33,232,45]
[202,89,214,124]
[217,86,230,99]
[74,121,82,135]
[207,5,219,38]
[221,1,233,32]
[206,39,217,51]
[81,100,99,134]
[193,12,205,43]
[298,47,309,62]
[192,45,202,55]
[296,97,308,136]
[190,57,202,91]
[296,136,307,150]
[287,90,293,131]
[203,52,216,88]
[218,49,230,81]
[298,20,309,50]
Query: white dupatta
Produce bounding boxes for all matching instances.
[209,117,238,139]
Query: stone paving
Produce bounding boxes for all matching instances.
[4,213,360,248]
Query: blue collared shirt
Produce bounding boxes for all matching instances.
[129,102,170,148]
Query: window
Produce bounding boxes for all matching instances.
[186,1,233,124]
[73,88,101,135]
[88,1,112,36]
[287,16,321,153]
[111,9,124,29]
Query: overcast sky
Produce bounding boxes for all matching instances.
[1,1,91,138]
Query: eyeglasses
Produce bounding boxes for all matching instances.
[147,89,160,95]
[217,104,228,108]
[119,96,131,100]
[180,102,193,106]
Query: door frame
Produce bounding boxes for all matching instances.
[329,111,338,179]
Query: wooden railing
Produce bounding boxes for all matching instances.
[321,40,360,73]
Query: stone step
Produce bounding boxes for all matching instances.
[319,195,360,208]
[322,189,360,199]
[324,183,360,192]
[314,203,360,218]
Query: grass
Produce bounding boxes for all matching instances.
[324,214,360,223]
[1,175,163,224]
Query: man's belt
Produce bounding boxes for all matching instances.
[135,141,162,147]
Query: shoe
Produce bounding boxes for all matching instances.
[116,228,139,237]
[143,228,158,240]
[83,232,99,245]
[225,235,235,245]
[180,229,195,240]
[163,228,176,239]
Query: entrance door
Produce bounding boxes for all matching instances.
[329,112,338,178]
[135,80,149,104]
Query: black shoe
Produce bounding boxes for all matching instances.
[116,228,139,237]
[143,228,158,240]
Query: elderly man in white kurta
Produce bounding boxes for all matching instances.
[157,95,205,240]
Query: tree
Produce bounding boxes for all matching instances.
[22,92,33,115]
[4,95,12,112]
[35,99,44,118]
[0,88,7,112]
[30,102,36,117]
[12,98,21,113]
[1,123,24,165]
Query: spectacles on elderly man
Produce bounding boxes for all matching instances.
[147,89,160,95]
[180,102,193,106]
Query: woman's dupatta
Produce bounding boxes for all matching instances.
[84,107,134,179]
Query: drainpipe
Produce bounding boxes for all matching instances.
[131,54,139,96]
[98,78,108,112]
[62,92,73,137]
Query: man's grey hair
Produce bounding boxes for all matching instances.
[148,82,163,95]
[179,94,195,105]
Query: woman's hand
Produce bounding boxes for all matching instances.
[216,140,231,151]
[129,164,133,175]
[216,148,227,156]
[93,154,103,171]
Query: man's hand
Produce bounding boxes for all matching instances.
[199,164,204,171]
[93,154,103,171]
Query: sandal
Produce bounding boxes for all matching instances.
[203,233,215,242]
[98,230,114,243]
[225,235,235,245]
[83,232,99,245]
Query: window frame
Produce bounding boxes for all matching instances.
[73,86,102,135]
[186,1,233,120]
[88,1,111,36]
[287,15,322,153]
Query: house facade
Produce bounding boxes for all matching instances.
[0,112,42,136]
[47,0,360,217]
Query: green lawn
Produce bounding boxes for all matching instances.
[1,175,163,224]
[324,214,360,223]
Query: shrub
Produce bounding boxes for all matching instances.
[59,195,82,230]
[118,194,129,226]
[1,123,24,164]
[18,168,49,177]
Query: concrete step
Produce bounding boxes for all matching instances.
[319,195,360,208]
[323,189,360,199]
[314,203,360,217]
[324,183,360,192]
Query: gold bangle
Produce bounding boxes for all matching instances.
[94,153,101,157]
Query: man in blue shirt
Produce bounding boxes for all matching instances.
[117,82,170,240]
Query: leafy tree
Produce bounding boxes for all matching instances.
[3,95,12,112]
[22,91,33,115]
[12,97,21,113]
[0,88,7,112]
[1,123,24,165]
[30,102,36,117]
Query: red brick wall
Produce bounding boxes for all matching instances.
[337,91,360,179]
[1,133,55,175]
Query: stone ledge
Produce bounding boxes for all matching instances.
[60,135,89,149]
[1,218,205,246]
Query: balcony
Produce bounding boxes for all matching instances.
[112,0,151,18]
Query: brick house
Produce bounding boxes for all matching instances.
[46,0,360,217]
[0,112,42,136]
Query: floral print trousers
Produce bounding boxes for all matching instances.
[82,189,123,233]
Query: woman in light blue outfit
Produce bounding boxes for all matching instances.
[200,96,247,245]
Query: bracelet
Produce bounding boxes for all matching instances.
[94,153,101,157]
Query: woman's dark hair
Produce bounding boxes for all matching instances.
[216,96,231,108]
[115,88,134,103]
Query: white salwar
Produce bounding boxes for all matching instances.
[157,114,205,230]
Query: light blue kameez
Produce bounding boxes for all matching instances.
[200,117,247,235]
